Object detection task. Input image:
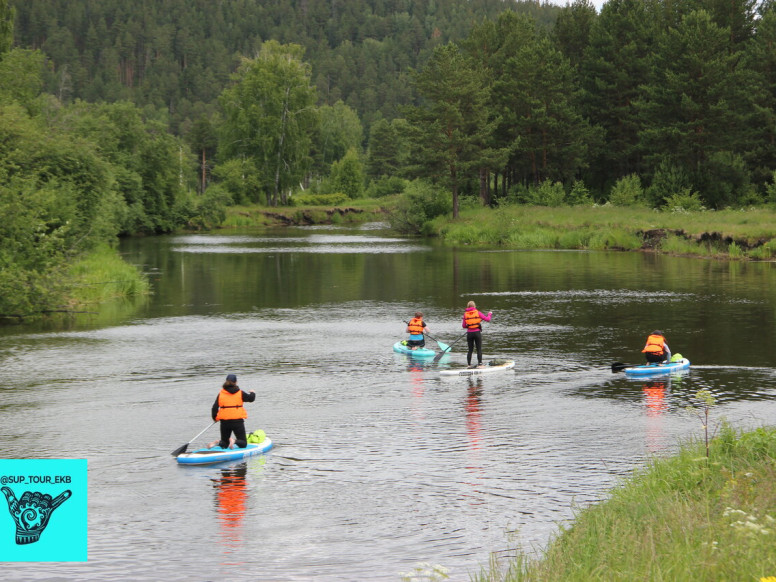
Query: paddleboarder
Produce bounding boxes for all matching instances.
[642,330,672,364]
[405,311,430,349]
[207,374,256,449]
[462,301,492,368]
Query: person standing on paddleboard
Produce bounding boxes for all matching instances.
[405,311,430,349]
[463,301,492,368]
[642,330,671,364]
[208,374,256,449]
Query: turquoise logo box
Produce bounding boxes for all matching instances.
[0,459,87,561]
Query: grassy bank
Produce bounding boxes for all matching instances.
[429,205,776,260]
[477,425,776,581]
[221,197,394,228]
[68,245,149,306]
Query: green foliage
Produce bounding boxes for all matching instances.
[67,244,149,303]
[364,175,407,198]
[699,151,759,209]
[211,157,263,205]
[291,193,349,206]
[527,180,566,207]
[186,185,231,230]
[566,180,592,205]
[218,41,318,207]
[608,174,646,207]
[663,189,705,213]
[389,179,452,234]
[312,100,363,176]
[0,48,44,111]
[748,239,776,260]
[325,148,365,199]
[647,158,694,207]
[0,0,12,56]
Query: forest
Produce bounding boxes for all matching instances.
[2,0,776,316]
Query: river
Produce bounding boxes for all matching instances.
[1,223,776,580]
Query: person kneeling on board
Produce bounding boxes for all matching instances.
[405,312,429,350]
[642,330,671,364]
[208,374,256,449]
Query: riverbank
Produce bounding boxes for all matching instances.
[221,197,392,228]
[220,200,776,260]
[428,205,776,260]
[68,245,149,306]
[478,425,776,581]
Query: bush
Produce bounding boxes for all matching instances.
[608,174,646,207]
[663,188,705,212]
[364,176,407,198]
[388,179,452,234]
[567,180,593,206]
[529,180,566,207]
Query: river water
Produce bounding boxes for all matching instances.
[2,223,776,581]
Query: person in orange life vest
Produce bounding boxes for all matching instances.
[207,374,256,449]
[406,311,429,349]
[642,330,672,364]
[462,301,492,368]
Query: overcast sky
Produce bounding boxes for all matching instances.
[546,0,607,11]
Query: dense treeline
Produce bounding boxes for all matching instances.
[5,0,776,317]
[10,0,555,134]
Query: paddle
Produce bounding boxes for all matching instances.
[433,331,468,363]
[611,362,631,373]
[402,321,449,353]
[170,421,217,456]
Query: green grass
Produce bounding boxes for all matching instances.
[67,245,149,305]
[222,198,393,228]
[476,425,776,582]
[428,204,776,260]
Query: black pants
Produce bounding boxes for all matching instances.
[466,331,482,365]
[645,352,667,364]
[219,419,247,448]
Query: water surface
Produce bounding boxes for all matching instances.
[2,224,776,580]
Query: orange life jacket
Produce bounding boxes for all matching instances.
[642,334,666,355]
[407,317,425,335]
[216,388,247,421]
[464,309,482,330]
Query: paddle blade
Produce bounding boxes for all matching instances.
[433,348,450,363]
[611,362,630,373]
[170,443,189,457]
[436,341,450,352]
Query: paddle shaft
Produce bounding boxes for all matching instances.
[433,331,468,362]
[171,421,217,456]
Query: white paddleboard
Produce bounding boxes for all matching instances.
[439,360,515,376]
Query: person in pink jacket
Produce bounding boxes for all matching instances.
[462,301,492,368]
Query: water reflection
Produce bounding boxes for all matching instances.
[212,464,248,564]
[643,379,669,454]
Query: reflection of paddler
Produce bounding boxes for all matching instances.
[465,379,483,451]
[642,381,667,416]
[213,464,248,539]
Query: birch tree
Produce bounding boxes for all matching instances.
[219,41,318,206]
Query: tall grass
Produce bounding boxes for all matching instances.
[68,245,150,304]
[429,204,776,259]
[476,426,776,581]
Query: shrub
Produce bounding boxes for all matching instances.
[529,180,566,207]
[389,179,452,234]
[608,174,646,207]
[567,180,593,206]
[364,176,407,198]
[664,188,705,212]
